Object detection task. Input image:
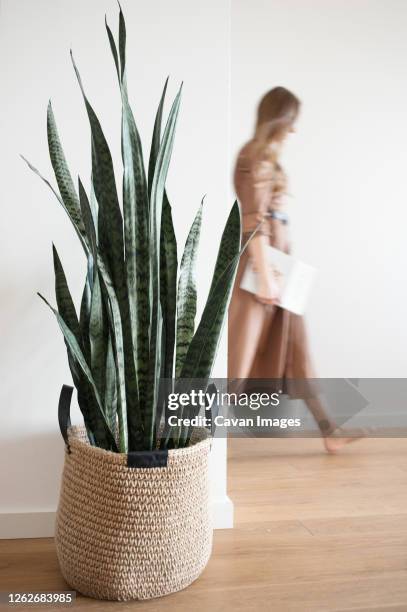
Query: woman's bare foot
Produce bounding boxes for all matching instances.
[323,427,368,454]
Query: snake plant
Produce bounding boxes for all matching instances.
[23,7,241,453]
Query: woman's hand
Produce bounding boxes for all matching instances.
[255,272,281,305]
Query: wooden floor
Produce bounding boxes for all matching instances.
[1,437,407,611]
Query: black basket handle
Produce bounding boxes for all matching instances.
[58,385,73,452]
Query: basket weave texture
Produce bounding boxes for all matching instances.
[55,426,213,601]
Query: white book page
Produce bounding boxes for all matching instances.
[240,247,317,315]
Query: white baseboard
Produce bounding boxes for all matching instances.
[0,496,234,539]
[0,511,56,539]
[211,495,234,529]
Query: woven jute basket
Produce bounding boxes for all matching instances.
[55,426,213,601]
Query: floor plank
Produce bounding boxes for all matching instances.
[1,437,407,611]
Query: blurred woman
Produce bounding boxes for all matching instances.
[228,87,361,453]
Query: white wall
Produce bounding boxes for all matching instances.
[0,0,233,534]
[232,0,407,378]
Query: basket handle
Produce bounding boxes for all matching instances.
[58,385,73,452]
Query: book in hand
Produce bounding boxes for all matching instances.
[239,246,317,315]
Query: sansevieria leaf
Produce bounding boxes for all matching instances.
[47,102,86,240]
[96,256,129,453]
[52,244,81,343]
[21,156,88,255]
[146,86,182,449]
[38,292,117,451]
[175,200,203,378]
[148,77,169,200]
[179,201,241,382]
[78,178,97,260]
[106,13,148,448]
[104,335,118,434]
[89,271,108,406]
[70,52,124,292]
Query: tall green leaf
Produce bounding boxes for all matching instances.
[179,201,241,381]
[71,51,142,450]
[38,292,117,451]
[145,86,182,449]
[175,200,203,378]
[105,13,149,448]
[70,52,124,291]
[96,256,129,453]
[156,194,178,435]
[160,194,178,380]
[148,77,169,199]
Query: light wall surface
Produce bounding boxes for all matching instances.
[0,0,232,529]
[232,0,407,378]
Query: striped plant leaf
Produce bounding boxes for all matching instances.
[145,86,182,449]
[89,179,99,239]
[38,292,117,451]
[21,156,88,254]
[175,200,203,378]
[79,257,93,362]
[70,52,124,292]
[71,51,143,450]
[179,201,241,382]
[104,334,118,434]
[106,14,149,447]
[96,254,129,453]
[118,5,126,83]
[149,77,172,433]
[78,178,97,259]
[52,244,81,342]
[156,194,178,434]
[160,194,178,379]
[148,77,169,199]
[47,102,86,239]
[89,271,108,405]
[52,244,94,434]
[105,18,120,83]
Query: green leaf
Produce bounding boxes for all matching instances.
[179,201,242,381]
[47,102,86,240]
[175,199,203,378]
[52,244,81,342]
[38,292,117,451]
[156,194,178,432]
[160,194,178,379]
[89,271,108,405]
[145,86,182,449]
[79,257,93,362]
[21,155,88,254]
[96,255,129,453]
[105,13,148,449]
[78,178,97,259]
[72,50,143,450]
[104,334,118,434]
[118,4,126,83]
[52,244,91,425]
[105,17,120,84]
[70,51,124,295]
[148,77,169,200]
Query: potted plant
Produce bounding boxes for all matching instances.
[23,6,241,602]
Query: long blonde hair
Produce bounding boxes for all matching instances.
[253,86,300,163]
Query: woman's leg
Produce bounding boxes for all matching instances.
[304,395,367,453]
